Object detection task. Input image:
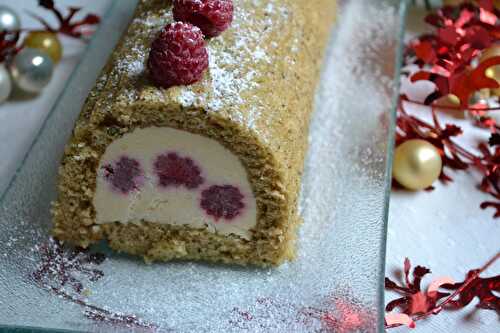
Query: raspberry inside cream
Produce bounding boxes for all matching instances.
[93,127,257,240]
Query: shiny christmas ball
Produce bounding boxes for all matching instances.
[479,45,500,96]
[393,139,442,191]
[9,48,54,93]
[0,63,12,104]
[433,93,465,118]
[24,31,63,63]
[0,6,20,32]
[434,93,459,107]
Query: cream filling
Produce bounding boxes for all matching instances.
[93,127,257,240]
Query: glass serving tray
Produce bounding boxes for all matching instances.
[0,0,408,332]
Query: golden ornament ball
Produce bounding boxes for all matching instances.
[479,45,500,96]
[393,139,442,191]
[434,94,459,107]
[24,31,62,64]
[433,94,465,118]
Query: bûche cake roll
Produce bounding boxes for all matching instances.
[52,0,336,266]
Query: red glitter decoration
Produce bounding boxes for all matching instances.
[404,0,500,107]
[441,268,500,312]
[31,238,158,330]
[102,156,144,195]
[200,184,244,221]
[172,0,234,38]
[406,0,500,107]
[229,297,374,332]
[384,258,449,318]
[229,294,375,332]
[154,152,204,189]
[391,2,500,330]
[411,56,500,107]
[32,238,105,293]
[83,308,158,331]
[477,141,500,217]
[395,0,500,216]
[147,22,209,88]
[385,252,500,329]
[29,0,100,38]
[316,298,375,333]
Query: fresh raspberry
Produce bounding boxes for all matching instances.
[147,22,208,88]
[154,152,204,189]
[200,185,245,221]
[102,156,144,194]
[173,0,234,38]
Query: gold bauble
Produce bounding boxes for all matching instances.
[479,45,500,96]
[24,31,62,64]
[434,94,459,107]
[433,94,465,118]
[393,139,442,191]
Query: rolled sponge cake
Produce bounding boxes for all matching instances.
[52,0,336,266]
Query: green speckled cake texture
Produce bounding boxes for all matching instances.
[52,0,336,266]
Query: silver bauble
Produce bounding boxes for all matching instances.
[0,6,20,32]
[10,48,54,93]
[0,63,11,103]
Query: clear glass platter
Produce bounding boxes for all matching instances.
[0,0,408,332]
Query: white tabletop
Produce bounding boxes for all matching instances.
[386,71,500,332]
[0,1,498,332]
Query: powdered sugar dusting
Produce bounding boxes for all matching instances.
[133,13,171,28]
[194,0,289,135]
[265,3,274,13]
[115,8,174,79]
[253,47,269,62]
[178,90,196,107]
[113,0,291,136]
[116,55,144,77]
[205,45,259,112]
